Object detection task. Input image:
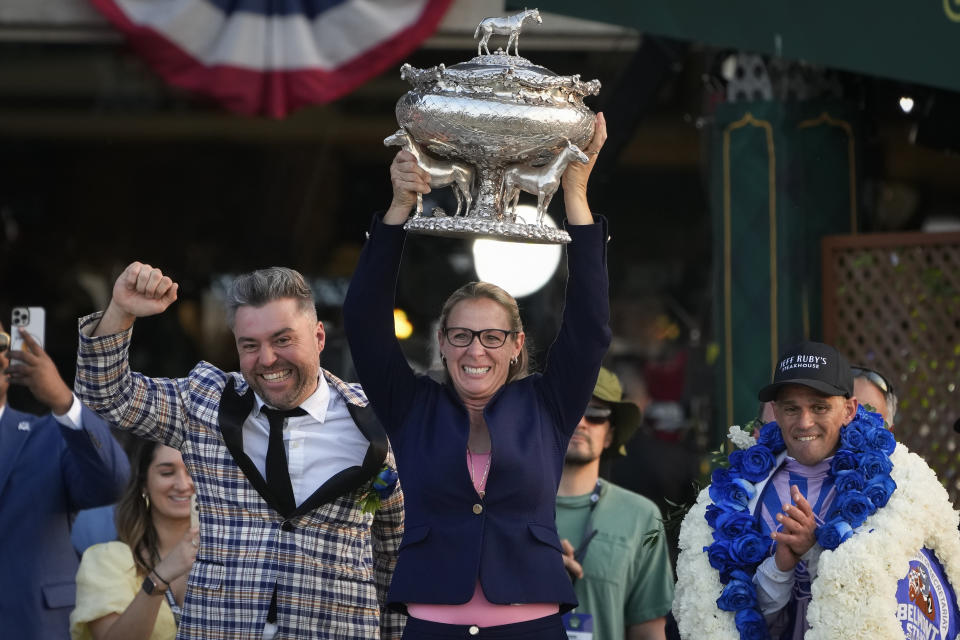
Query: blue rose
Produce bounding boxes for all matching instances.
[732,478,756,498]
[731,531,772,565]
[736,445,776,482]
[716,570,758,611]
[712,467,740,485]
[864,475,897,508]
[735,607,769,640]
[857,404,885,430]
[834,469,866,494]
[858,450,894,479]
[715,511,756,540]
[816,517,854,550]
[830,449,858,474]
[865,426,896,455]
[705,503,723,529]
[728,450,746,475]
[757,423,786,454]
[835,490,876,527]
[709,479,755,512]
[372,466,399,499]
[840,424,867,451]
[706,541,735,583]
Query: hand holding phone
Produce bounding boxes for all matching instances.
[11,307,46,352]
[6,308,71,414]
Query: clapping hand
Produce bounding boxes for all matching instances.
[772,486,818,571]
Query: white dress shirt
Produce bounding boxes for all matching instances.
[244,376,370,506]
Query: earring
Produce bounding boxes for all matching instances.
[142,493,150,509]
[510,356,519,366]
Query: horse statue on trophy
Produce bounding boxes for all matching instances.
[474,8,542,57]
[384,129,475,218]
[501,140,589,224]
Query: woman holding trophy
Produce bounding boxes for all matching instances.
[343,113,609,639]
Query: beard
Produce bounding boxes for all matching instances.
[244,361,318,409]
[564,441,601,466]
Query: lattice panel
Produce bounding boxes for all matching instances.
[823,232,960,506]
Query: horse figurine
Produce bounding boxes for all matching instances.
[474,8,542,57]
[501,140,589,224]
[384,129,475,218]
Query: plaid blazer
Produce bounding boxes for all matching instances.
[75,313,405,640]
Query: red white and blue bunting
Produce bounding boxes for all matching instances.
[90,0,453,117]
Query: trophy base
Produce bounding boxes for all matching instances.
[403,216,571,244]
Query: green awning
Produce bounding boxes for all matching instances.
[509,1,960,93]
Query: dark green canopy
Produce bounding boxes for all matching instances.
[509,0,960,93]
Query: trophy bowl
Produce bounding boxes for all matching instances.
[387,10,601,244]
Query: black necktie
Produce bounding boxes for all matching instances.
[261,406,307,514]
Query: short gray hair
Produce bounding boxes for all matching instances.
[853,370,899,427]
[225,267,316,328]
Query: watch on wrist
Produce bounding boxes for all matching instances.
[141,574,163,596]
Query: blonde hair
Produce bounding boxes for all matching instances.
[439,281,529,383]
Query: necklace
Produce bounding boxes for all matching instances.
[467,448,491,498]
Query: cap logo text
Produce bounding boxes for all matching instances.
[778,355,828,371]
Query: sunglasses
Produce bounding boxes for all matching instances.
[583,405,612,425]
[0,330,9,353]
[851,366,894,396]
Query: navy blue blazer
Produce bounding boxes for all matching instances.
[0,404,129,639]
[344,216,611,612]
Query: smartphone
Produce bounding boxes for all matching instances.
[11,307,45,352]
[190,493,200,529]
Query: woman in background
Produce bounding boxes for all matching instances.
[71,440,197,640]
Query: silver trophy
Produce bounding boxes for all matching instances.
[386,8,600,244]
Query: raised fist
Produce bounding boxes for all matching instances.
[93,262,179,337]
[111,262,179,319]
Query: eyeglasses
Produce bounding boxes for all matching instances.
[0,331,9,353]
[442,327,518,349]
[583,404,612,425]
[851,366,894,396]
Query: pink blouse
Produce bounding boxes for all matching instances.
[405,451,560,626]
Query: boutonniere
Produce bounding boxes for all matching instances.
[357,464,399,514]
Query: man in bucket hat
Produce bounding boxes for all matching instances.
[556,367,674,640]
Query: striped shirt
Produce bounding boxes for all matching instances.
[755,457,835,639]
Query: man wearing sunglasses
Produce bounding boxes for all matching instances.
[0,322,129,639]
[556,367,675,640]
[852,365,897,429]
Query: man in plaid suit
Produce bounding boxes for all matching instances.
[74,262,404,639]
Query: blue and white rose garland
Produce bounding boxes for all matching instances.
[676,412,960,640]
[699,406,897,640]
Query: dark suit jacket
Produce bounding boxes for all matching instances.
[343,216,611,612]
[0,404,129,639]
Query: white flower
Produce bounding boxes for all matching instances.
[726,424,755,450]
